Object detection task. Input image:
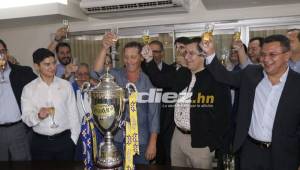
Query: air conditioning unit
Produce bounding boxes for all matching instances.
[80,0,190,18]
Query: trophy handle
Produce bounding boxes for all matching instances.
[79,82,92,114]
[117,83,137,122]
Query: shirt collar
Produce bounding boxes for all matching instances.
[263,66,289,84]
[37,75,59,86]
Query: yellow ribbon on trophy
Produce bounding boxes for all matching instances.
[125,91,139,170]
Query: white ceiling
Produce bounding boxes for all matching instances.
[202,0,300,10]
[1,0,300,29]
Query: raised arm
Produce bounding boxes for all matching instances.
[48,27,67,52]
[201,39,242,88]
[93,33,115,73]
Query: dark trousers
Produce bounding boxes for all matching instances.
[240,137,272,170]
[31,130,75,160]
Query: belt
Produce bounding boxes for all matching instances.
[176,126,191,134]
[33,130,71,141]
[0,120,22,127]
[247,135,271,149]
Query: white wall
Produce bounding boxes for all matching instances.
[0,24,60,67]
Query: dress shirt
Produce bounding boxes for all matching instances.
[21,76,80,144]
[174,74,196,131]
[289,59,300,73]
[91,68,160,145]
[248,68,289,142]
[56,62,75,82]
[157,61,163,71]
[0,65,21,124]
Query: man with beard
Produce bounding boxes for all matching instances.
[48,28,78,81]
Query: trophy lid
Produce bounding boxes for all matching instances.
[92,69,123,94]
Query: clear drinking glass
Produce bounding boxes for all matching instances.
[0,53,6,83]
[62,19,70,43]
[47,101,59,128]
[233,27,241,41]
[202,23,215,42]
[142,29,150,45]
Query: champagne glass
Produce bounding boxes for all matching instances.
[62,19,70,43]
[0,53,6,83]
[47,101,59,128]
[110,27,119,67]
[202,23,214,42]
[221,48,229,66]
[233,27,241,41]
[142,29,151,45]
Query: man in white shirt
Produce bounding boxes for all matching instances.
[21,48,80,160]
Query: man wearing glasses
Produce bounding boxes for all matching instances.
[203,34,300,170]
[0,39,36,161]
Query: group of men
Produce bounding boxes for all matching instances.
[1,27,300,170]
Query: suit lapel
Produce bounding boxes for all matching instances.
[271,69,293,137]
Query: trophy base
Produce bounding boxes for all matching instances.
[95,162,123,170]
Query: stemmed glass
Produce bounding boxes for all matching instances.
[62,19,70,43]
[0,53,6,83]
[233,27,241,41]
[221,48,229,66]
[110,27,119,67]
[46,101,59,128]
[202,23,215,42]
[142,29,151,45]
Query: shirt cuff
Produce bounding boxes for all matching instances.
[145,56,153,63]
[239,57,252,69]
[205,53,216,65]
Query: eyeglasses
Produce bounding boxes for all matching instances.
[152,50,162,54]
[261,51,288,58]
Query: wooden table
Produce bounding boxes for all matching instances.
[0,161,213,170]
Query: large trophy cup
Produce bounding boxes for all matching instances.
[80,71,136,170]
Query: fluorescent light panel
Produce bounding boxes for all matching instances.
[0,0,68,9]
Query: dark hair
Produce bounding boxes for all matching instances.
[264,34,291,52]
[33,48,55,64]
[191,37,202,44]
[124,41,143,54]
[249,37,264,47]
[287,29,300,41]
[55,42,71,53]
[149,40,164,51]
[0,39,7,50]
[174,37,190,45]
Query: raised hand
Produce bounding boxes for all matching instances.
[141,44,153,61]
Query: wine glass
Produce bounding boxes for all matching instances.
[202,23,214,42]
[233,27,241,41]
[142,29,151,45]
[62,19,70,43]
[46,101,59,128]
[110,27,119,67]
[0,53,6,83]
[221,48,229,66]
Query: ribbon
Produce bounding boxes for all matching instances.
[125,91,139,170]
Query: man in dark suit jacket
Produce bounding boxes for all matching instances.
[142,39,231,169]
[0,39,37,160]
[203,34,300,170]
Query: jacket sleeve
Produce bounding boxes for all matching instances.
[206,57,242,89]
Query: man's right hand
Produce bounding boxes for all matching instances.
[102,32,115,50]
[38,108,50,119]
[141,44,153,62]
[200,39,215,57]
[64,63,78,79]
[54,27,67,42]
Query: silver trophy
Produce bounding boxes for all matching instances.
[80,71,136,169]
